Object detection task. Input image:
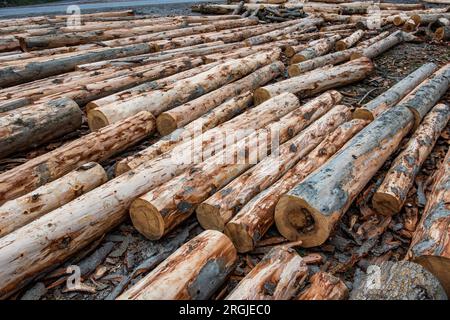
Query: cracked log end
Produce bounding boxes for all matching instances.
[253,87,272,105]
[156,112,178,136]
[87,108,110,131]
[274,194,332,248]
[196,203,226,232]
[352,107,375,121]
[130,198,165,240]
[372,191,401,216]
[224,220,254,253]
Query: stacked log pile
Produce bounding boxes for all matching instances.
[0,2,449,301]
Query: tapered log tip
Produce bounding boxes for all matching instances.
[275,195,331,248]
[87,109,110,131]
[287,65,301,77]
[196,203,226,232]
[253,88,272,105]
[352,108,374,121]
[156,113,178,136]
[372,192,401,216]
[130,198,165,240]
[224,222,254,253]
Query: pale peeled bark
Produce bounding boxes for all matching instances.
[353,62,438,121]
[0,111,154,205]
[274,105,415,247]
[0,98,82,158]
[117,230,237,300]
[87,49,280,129]
[373,103,450,215]
[406,147,450,296]
[335,29,364,51]
[156,61,285,136]
[254,57,373,105]
[225,119,367,253]
[225,246,307,300]
[290,35,341,64]
[411,13,450,26]
[297,272,348,300]
[320,23,356,32]
[0,162,107,238]
[197,95,348,232]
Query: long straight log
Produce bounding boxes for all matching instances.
[372,103,450,215]
[353,62,439,121]
[406,147,450,296]
[0,98,82,158]
[290,34,341,64]
[224,119,367,253]
[225,246,307,300]
[0,111,155,205]
[254,57,373,105]
[0,162,107,238]
[156,61,285,136]
[335,29,364,51]
[87,49,280,130]
[197,95,347,232]
[0,36,20,52]
[117,230,237,300]
[411,13,450,26]
[297,272,348,300]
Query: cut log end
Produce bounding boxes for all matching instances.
[413,255,450,297]
[287,65,301,77]
[114,161,131,177]
[372,191,402,216]
[435,26,447,40]
[335,41,347,51]
[350,51,364,60]
[253,87,272,105]
[284,46,296,58]
[352,108,375,121]
[290,55,306,64]
[129,198,165,240]
[224,221,254,253]
[156,113,178,136]
[196,203,226,232]
[87,109,110,131]
[275,195,331,248]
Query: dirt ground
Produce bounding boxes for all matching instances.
[1,3,449,301]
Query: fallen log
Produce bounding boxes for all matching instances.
[436,26,450,40]
[0,162,107,238]
[350,261,447,300]
[297,271,348,300]
[406,147,450,296]
[197,99,349,232]
[87,49,280,129]
[225,246,307,300]
[430,17,450,32]
[224,119,367,253]
[353,62,439,121]
[117,230,237,300]
[0,111,155,205]
[411,13,450,26]
[156,61,285,136]
[335,29,364,50]
[274,105,415,247]
[254,57,373,105]
[290,34,341,63]
[372,103,450,215]
[0,36,20,52]
[0,98,82,158]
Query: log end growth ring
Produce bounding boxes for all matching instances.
[156,113,178,136]
[130,198,165,240]
[253,88,272,105]
[196,203,226,232]
[87,108,110,131]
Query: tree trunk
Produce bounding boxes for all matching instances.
[350,261,447,300]
[156,61,284,136]
[254,57,373,105]
[353,62,439,121]
[351,31,415,60]
[225,119,367,253]
[320,23,356,32]
[290,35,341,64]
[0,111,154,205]
[373,103,450,215]
[0,36,20,52]
[117,230,237,300]
[87,49,280,129]
[406,147,450,296]
[335,29,364,51]
[197,95,347,232]
[225,246,307,300]
[274,105,415,247]
[0,162,107,238]
[297,272,348,300]
[411,13,450,26]
[0,98,82,158]
[436,26,450,40]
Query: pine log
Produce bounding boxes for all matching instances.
[353,62,439,121]
[0,98,82,158]
[351,261,447,300]
[197,98,349,232]
[411,13,450,26]
[0,111,154,205]
[297,271,348,300]
[117,230,237,300]
[335,29,364,51]
[0,36,20,52]
[406,147,450,296]
[254,57,373,105]
[156,61,284,136]
[436,26,450,40]
[373,103,450,215]
[225,246,307,300]
[0,162,107,238]
[225,119,367,253]
[430,17,450,32]
[87,49,280,130]
[0,90,296,297]
[290,34,341,64]
[274,105,415,247]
